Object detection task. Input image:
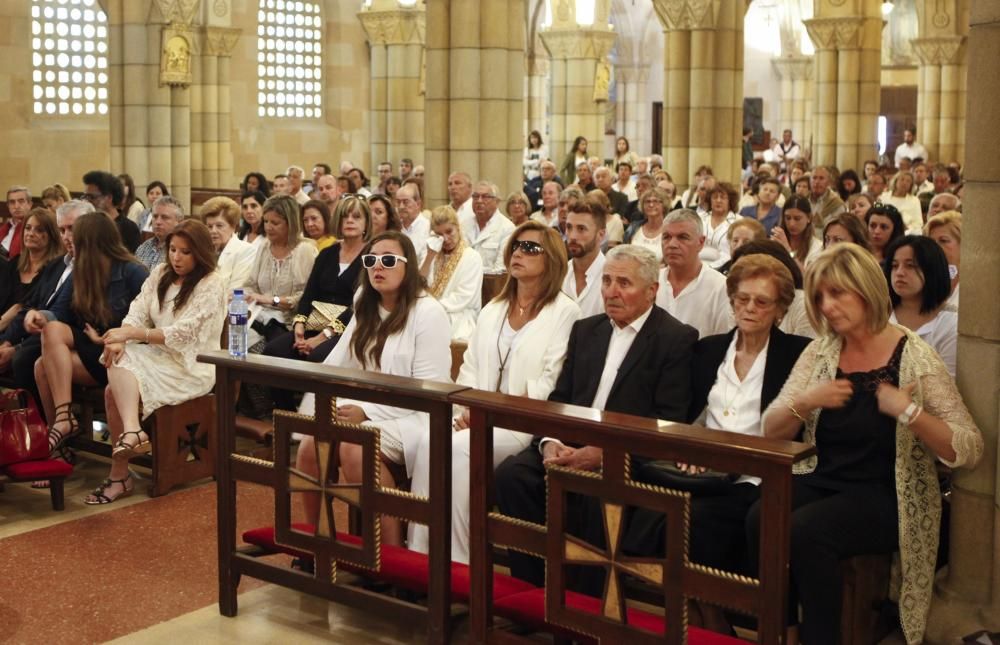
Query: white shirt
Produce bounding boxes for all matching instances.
[561,253,606,318]
[702,333,768,485]
[541,305,653,453]
[655,264,733,339]
[1,225,16,252]
[890,310,958,378]
[699,211,738,269]
[456,197,474,222]
[460,209,516,274]
[530,209,559,228]
[613,179,638,202]
[630,225,663,262]
[894,141,929,166]
[402,214,430,265]
[293,189,310,206]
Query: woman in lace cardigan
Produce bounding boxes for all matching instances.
[84,220,225,504]
[755,243,982,645]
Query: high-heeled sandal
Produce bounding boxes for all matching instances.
[112,430,152,458]
[83,474,134,505]
[47,402,81,457]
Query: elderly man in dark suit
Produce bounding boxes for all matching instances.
[494,243,698,591]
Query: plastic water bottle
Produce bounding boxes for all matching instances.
[228,289,249,358]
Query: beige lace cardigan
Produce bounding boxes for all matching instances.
[762,325,983,644]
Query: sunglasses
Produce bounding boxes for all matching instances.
[362,253,408,269]
[510,240,545,255]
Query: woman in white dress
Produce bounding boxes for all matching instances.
[296,231,452,546]
[885,235,958,377]
[84,220,225,504]
[420,205,483,341]
[200,195,257,292]
[408,220,582,563]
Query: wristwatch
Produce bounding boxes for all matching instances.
[272,295,281,307]
[321,327,334,339]
[897,401,920,425]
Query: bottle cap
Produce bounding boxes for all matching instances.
[234,288,244,297]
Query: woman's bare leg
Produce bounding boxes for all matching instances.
[339,442,402,546]
[39,322,96,440]
[296,436,321,525]
[82,386,134,503]
[106,365,146,449]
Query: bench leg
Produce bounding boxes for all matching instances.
[49,477,66,511]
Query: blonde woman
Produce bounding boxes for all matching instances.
[420,205,483,341]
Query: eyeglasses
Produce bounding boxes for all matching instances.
[471,193,498,201]
[732,293,777,309]
[361,254,408,269]
[510,240,545,255]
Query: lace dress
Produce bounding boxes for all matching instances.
[117,265,226,419]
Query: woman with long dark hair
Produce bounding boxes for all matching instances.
[0,208,63,333]
[118,173,144,224]
[83,220,225,504]
[238,190,268,246]
[242,171,271,198]
[866,202,906,263]
[296,231,452,546]
[29,213,147,460]
[560,136,588,185]
[770,195,821,270]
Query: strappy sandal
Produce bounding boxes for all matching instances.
[83,474,134,505]
[47,402,82,457]
[112,430,152,458]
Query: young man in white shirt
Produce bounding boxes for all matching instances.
[656,209,733,338]
[894,128,929,168]
[561,202,607,317]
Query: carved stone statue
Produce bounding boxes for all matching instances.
[593,60,611,102]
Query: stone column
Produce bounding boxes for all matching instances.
[924,4,1000,642]
[615,64,651,158]
[912,0,970,165]
[424,0,525,206]
[359,1,425,171]
[109,0,198,211]
[204,28,240,188]
[652,0,745,190]
[771,55,814,153]
[524,54,549,144]
[540,8,615,168]
[804,1,882,172]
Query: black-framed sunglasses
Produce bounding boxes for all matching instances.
[510,240,545,255]
[361,253,408,269]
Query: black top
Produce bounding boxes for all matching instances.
[114,214,141,253]
[808,335,907,489]
[296,242,362,318]
[0,259,42,314]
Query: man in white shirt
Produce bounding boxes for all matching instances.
[530,181,561,228]
[448,171,474,220]
[656,209,734,338]
[495,243,697,590]
[613,161,638,201]
[894,128,929,167]
[459,180,515,274]
[772,129,801,171]
[395,183,430,264]
[287,165,310,205]
[561,202,607,317]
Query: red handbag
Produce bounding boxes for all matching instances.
[0,389,48,466]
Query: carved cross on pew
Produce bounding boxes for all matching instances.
[179,422,208,462]
[546,466,690,643]
[271,397,383,579]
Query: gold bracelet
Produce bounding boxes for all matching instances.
[787,402,806,423]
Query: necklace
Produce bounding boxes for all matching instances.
[720,378,740,417]
[495,312,516,393]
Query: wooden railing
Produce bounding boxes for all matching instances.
[199,351,815,644]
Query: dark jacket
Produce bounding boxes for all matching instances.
[295,242,361,327]
[605,189,629,218]
[548,306,698,424]
[114,215,141,253]
[47,260,148,332]
[687,325,812,424]
[1,255,68,344]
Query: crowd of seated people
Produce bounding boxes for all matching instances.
[0,136,980,642]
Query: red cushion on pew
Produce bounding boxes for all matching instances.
[493,588,750,644]
[239,524,536,601]
[4,459,73,480]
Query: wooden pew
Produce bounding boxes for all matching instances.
[199,351,467,645]
[452,389,816,644]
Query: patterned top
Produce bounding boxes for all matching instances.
[135,236,165,270]
[763,326,983,644]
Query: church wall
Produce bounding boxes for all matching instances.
[0,3,111,195]
[226,0,371,186]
